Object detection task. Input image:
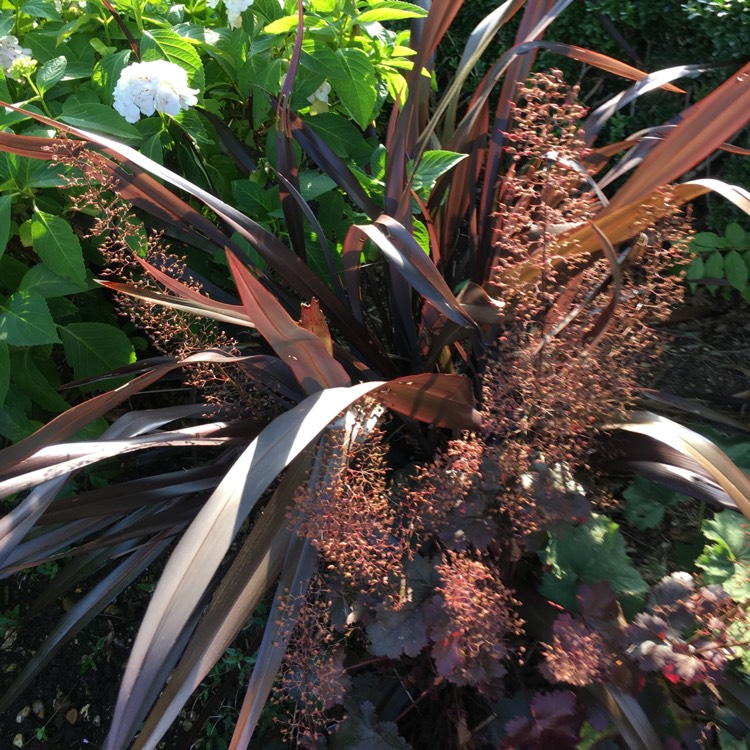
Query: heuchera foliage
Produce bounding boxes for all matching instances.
[1,0,750,748]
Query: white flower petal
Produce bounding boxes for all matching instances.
[112,60,199,122]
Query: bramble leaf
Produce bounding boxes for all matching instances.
[725,249,748,292]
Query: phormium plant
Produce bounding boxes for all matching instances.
[1,0,750,748]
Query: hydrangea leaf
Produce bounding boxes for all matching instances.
[59,322,136,389]
[35,55,67,95]
[9,347,69,413]
[0,194,10,260]
[31,210,86,285]
[541,514,648,611]
[140,29,205,90]
[19,263,90,298]
[357,2,429,24]
[0,394,43,442]
[60,101,142,141]
[0,290,60,346]
[410,150,468,196]
[335,48,377,130]
[0,342,8,408]
[696,511,750,601]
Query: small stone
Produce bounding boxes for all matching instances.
[13,734,23,748]
[66,707,78,724]
[31,699,44,719]
[15,705,30,723]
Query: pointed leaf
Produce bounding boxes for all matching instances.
[59,323,136,385]
[0,291,60,346]
[609,61,750,210]
[375,372,480,429]
[607,412,750,521]
[132,457,309,750]
[360,216,477,330]
[101,382,384,750]
[227,252,350,393]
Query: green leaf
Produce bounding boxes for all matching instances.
[335,48,377,129]
[36,55,67,94]
[300,44,346,79]
[540,514,648,611]
[175,108,213,145]
[0,291,60,345]
[298,171,336,201]
[31,211,86,285]
[61,101,142,141]
[140,29,205,90]
[23,159,66,190]
[139,132,164,165]
[304,112,373,161]
[0,195,10,260]
[705,250,725,282]
[357,1,428,23]
[9,347,69,413]
[686,255,704,286]
[264,14,325,34]
[691,231,724,250]
[0,342,8,408]
[622,476,683,530]
[92,49,132,104]
[232,180,277,216]
[697,511,750,601]
[411,150,468,195]
[21,0,60,20]
[412,218,430,256]
[0,395,43,442]
[725,222,747,250]
[725,249,749,291]
[59,322,136,386]
[19,264,90,298]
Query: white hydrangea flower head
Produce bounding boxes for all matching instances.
[0,35,32,79]
[206,0,255,29]
[307,80,331,105]
[113,60,199,123]
[307,80,331,115]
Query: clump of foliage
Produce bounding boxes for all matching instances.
[686,221,750,302]
[1,1,750,749]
